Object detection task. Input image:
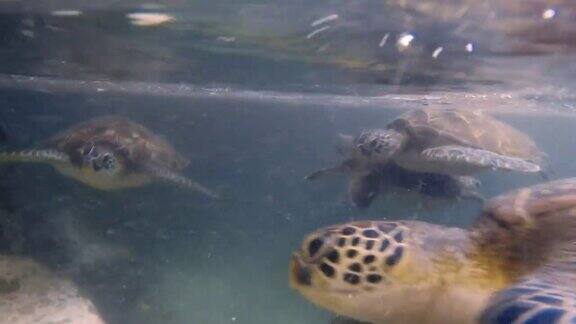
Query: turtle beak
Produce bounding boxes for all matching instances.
[81,155,93,166]
[290,252,312,288]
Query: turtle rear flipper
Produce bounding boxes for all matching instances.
[348,172,380,208]
[0,150,70,164]
[474,178,576,324]
[451,176,485,203]
[146,165,220,199]
[421,145,542,174]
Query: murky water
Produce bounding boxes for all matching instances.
[0,1,576,324]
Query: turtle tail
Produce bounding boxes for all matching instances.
[0,149,70,164]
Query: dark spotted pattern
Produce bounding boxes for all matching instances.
[366,274,383,284]
[308,238,323,258]
[327,250,340,263]
[385,246,404,267]
[362,229,379,238]
[363,255,375,264]
[348,263,362,273]
[347,250,358,258]
[365,240,375,250]
[342,227,356,236]
[378,223,398,233]
[379,239,390,252]
[301,221,408,290]
[343,273,360,285]
[320,263,336,278]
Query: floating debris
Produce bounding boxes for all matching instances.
[51,10,83,17]
[216,36,236,43]
[317,43,331,52]
[306,26,330,40]
[311,14,339,27]
[542,8,556,20]
[20,29,34,38]
[379,33,390,47]
[126,13,174,27]
[396,33,414,51]
[432,47,443,59]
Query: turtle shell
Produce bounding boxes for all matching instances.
[389,108,546,164]
[43,116,189,171]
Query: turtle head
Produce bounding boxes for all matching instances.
[79,142,121,176]
[290,221,418,323]
[354,129,405,162]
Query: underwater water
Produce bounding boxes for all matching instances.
[0,1,576,324]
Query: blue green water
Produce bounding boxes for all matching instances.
[1,1,576,323]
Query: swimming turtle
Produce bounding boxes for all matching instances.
[351,107,547,176]
[0,116,218,198]
[313,161,484,208]
[290,177,576,323]
[306,108,546,206]
[0,254,105,323]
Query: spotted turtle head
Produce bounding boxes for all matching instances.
[353,129,406,163]
[290,221,414,321]
[78,142,122,176]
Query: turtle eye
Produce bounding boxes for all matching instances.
[101,154,115,170]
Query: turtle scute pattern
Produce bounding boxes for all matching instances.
[0,255,104,324]
[394,108,546,164]
[47,115,189,170]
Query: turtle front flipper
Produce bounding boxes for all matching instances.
[305,160,355,181]
[480,278,576,324]
[421,145,542,174]
[348,171,380,208]
[146,166,220,199]
[472,178,576,324]
[305,165,347,181]
[0,149,70,164]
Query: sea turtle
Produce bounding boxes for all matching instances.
[290,177,576,323]
[0,116,218,198]
[306,108,547,206]
[348,107,547,176]
[310,160,484,208]
[0,254,105,324]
